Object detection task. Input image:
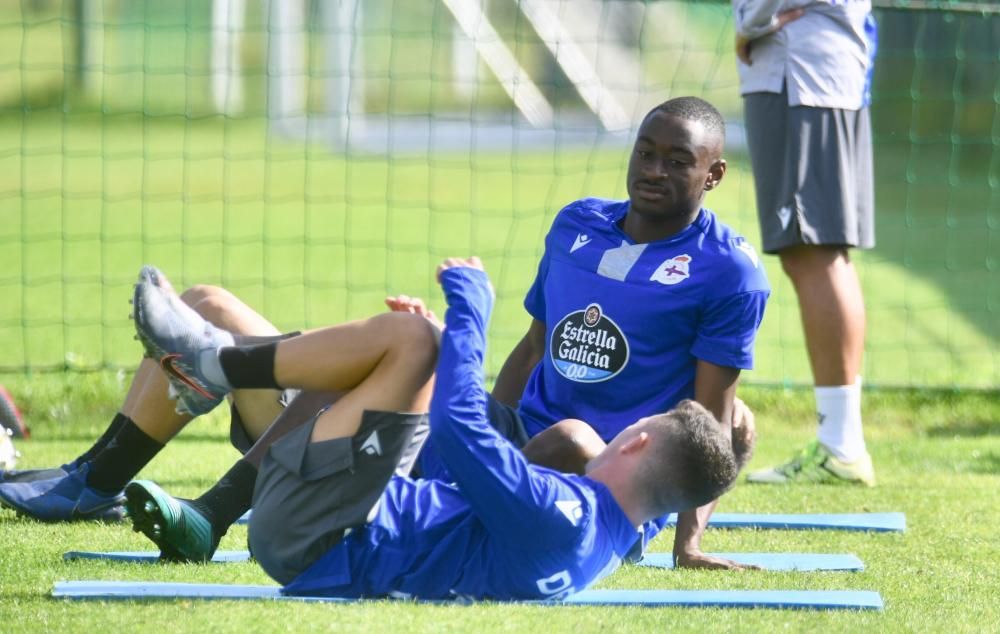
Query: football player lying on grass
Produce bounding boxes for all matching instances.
[126,257,752,599]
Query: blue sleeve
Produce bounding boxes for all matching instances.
[690,290,769,369]
[432,267,580,547]
[862,12,877,107]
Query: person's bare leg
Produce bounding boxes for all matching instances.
[121,284,271,444]
[240,392,342,468]
[779,246,865,386]
[777,244,870,468]
[269,313,438,442]
[0,284,289,521]
[86,285,285,495]
[186,287,286,440]
[127,310,438,561]
[152,308,439,558]
[54,287,230,469]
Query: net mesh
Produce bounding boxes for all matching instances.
[0,0,997,388]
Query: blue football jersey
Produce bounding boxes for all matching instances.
[518,198,770,442]
[282,267,640,601]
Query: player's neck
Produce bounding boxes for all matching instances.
[587,464,648,528]
[620,208,699,244]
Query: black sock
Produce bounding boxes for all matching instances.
[232,331,300,346]
[218,343,281,389]
[85,418,164,494]
[189,459,257,538]
[75,412,129,465]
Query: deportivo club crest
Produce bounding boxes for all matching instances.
[650,254,692,286]
[550,303,629,383]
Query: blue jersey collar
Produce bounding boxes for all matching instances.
[614,205,711,246]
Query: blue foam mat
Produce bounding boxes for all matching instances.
[63,551,864,572]
[663,512,905,532]
[64,551,252,563]
[52,582,883,610]
[238,512,903,531]
[637,553,864,572]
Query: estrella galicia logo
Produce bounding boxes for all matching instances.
[550,303,629,383]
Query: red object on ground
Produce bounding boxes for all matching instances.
[0,384,28,438]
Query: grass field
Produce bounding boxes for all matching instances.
[1,373,998,632]
[1,2,998,632]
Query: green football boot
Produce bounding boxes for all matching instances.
[124,480,220,562]
[746,440,876,487]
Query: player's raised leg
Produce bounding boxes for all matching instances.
[0,284,286,522]
[127,266,437,560]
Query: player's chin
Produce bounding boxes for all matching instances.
[628,198,676,218]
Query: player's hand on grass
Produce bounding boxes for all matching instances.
[735,8,805,65]
[674,549,761,571]
[385,294,444,330]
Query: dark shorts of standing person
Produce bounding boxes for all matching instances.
[744,85,875,254]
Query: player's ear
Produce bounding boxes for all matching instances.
[704,159,726,191]
[620,431,650,455]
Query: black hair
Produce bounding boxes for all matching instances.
[645,96,726,146]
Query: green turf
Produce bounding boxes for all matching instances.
[0,373,998,632]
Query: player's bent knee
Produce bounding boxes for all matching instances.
[179,284,226,307]
[523,419,604,475]
[190,290,248,325]
[378,312,440,368]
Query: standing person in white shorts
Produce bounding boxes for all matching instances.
[733,0,877,485]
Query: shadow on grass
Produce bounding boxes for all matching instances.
[971,452,1000,474]
[925,421,1000,438]
[162,433,234,445]
[149,476,234,489]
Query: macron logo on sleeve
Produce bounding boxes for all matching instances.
[361,431,382,456]
[571,234,592,253]
[556,500,584,525]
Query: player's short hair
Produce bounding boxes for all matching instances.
[644,96,726,147]
[639,400,739,514]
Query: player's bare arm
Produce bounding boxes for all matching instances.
[491,319,546,407]
[673,360,758,570]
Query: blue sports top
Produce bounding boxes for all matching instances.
[282,267,640,601]
[518,198,770,444]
